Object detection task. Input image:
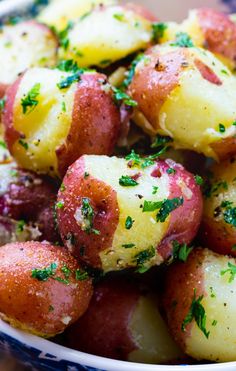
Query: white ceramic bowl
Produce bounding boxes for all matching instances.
[1,0,236,370]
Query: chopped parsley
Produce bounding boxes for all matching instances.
[171,32,194,48]
[61,265,71,279]
[0,98,5,110]
[221,262,236,282]
[167,168,176,175]
[55,201,64,209]
[16,220,25,233]
[134,246,155,273]
[223,205,236,228]
[55,21,73,50]
[122,243,136,249]
[119,175,139,187]
[203,180,228,198]
[61,102,66,112]
[151,134,173,155]
[194,175,204,186]
[32,262,57,281]
[125,216,134,230]
[81,197,100,235]
[112,87,137,107]
[18,139,28,150]
[172,241,193,262]
[182,289,210,339]
[152,186,159,195]
[0,140,7,149]
[57,70,84,89]
[152,22,167,43]
[122,54,148,89]
[57,59,80,73]
[143,197,184,222]
[113,13,125,22]
[60,183,66,192]
[125,150,165,169]
[218,123,225,133]
[75,269,89,281]
[84,172,89,179]
[212,320,218,327]
[21,83,41,114]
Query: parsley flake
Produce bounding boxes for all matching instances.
[218,123,225,133]
[122,243,136,249]
[172,241,193,262]
[194,175,204,186]
[152,22,167,43]
[182,289,210,339]
[21,83,41,114]
[119,175,139,187]
[171,32,194,48]
[221,262,236,283]
[18,139,28,150]
[134,246,156,273]
[81,197,100,235]
[57,70,84,89]
[112,86,137,107]
[75,269,89,281]
[125,216,134,230]
[32,262,57,281]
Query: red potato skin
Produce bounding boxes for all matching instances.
[65,276,140,360]
[123,3,158,22]
[0,167,60,243]
[210,137,236,161]
[162,248,205,351]
[0,242,93,337]
[57,156,119,268]
[200,217,236,257]
[154,160,203,260]
[128,48,185,132]
[197,8,236,67]
[56,74,121,176]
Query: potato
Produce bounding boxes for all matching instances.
[0,241,93,337]
[66,276,185,364]
[162,247,236,362]
[2,67,120,177]
[128,45,236,160]
[58,4,153,68]
[37,0,117,30]
[0,21,58,98]
[57,155,202,272]
[0,162,60,244]
[182,9,236,71]
[199,157,236,256]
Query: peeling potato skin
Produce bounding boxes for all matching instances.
[128,48,184,132]
[199,157,236,256]
[57,156,119,268]
[57,74,121,176]
[197,8,236,68]
[0,242,93,337]
[65,276,140,360]
[156,160,203,260]
[0,165,60,243]
[162,248,205,351]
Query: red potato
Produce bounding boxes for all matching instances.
[2,67,121,177]
[162,248,236,362]
[0,21,58,98]
[123,3,158,23]
[0,162,60,244]
[199,157,236,256]
[57,155,202,272]
[128,45,236,161]
[66,276,185,364]
[184,8,236,70]
[0,242,93,337]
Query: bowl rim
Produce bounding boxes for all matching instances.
[1,320,236,371]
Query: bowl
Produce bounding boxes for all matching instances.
[0,0,236,370]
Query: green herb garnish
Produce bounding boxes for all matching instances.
[81,197,100,235]
[221,262,236,282]
[119,175,139,187]
[18,139,28,150]
[134,246,156,273]
[125,216,134,230]
[219,123,226,133]
[21,83,41,114]
[75,269,89,281]
[172,241,193,262]
[194,175,204,186]
[112,87,137,107]
[152,22,167,43]
[171,32,194,48]
[122,243,136,249]
[182,289,210,339]
[57,70,84,89]
[31,262,57,281]
[16,220,25,233]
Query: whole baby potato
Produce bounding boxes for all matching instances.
[57,155,202,272]
[0,21,58,98]
[58,4,154,68]
[0,241,93,337]
[66,275,185,364]
[162,248,236,362]
[2,67,120,177]
[128,45,236,160]
[0,162,60,244]
[200,157,236,256]
[37,0,117,30]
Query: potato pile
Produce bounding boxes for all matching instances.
[0,0,235,365]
